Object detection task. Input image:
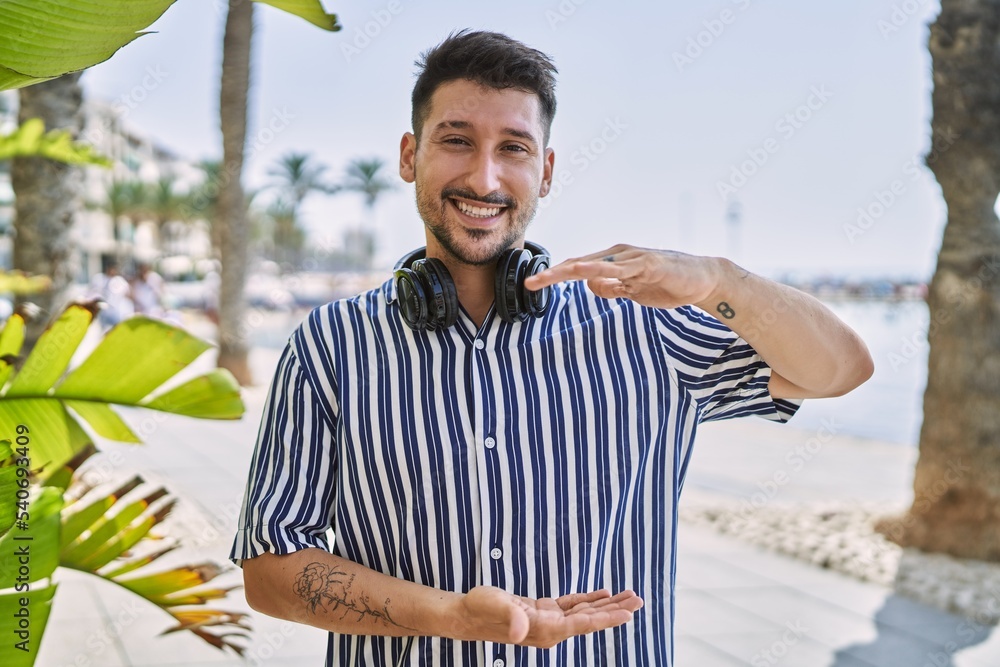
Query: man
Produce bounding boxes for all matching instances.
[232,30,873,666]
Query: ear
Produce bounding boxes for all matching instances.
[538,147,555,197]
[399,132,417,183]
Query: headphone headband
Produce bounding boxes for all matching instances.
[392,242,552,330]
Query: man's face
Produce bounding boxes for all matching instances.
[399,79,554,266]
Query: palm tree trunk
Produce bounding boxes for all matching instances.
[11,73,84,351]
[217,0,254,385]
[877,0,1000,560]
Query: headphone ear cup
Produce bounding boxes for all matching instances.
[523,254,551,318]
[418,258,459,329]
[495,249,530,323]
[393,266,430,330]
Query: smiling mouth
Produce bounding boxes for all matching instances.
[450,198,507,219]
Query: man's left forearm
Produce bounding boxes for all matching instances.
[693,258,874,399]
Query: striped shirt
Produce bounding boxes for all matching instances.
[232,277,800,666]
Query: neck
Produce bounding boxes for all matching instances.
[440,258,495,329]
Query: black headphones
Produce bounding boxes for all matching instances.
[392,242,552,330]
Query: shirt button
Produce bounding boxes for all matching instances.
[474,338,485,350]
[493,660,505,667]
[490,547,503,560]
[484,436,496,449]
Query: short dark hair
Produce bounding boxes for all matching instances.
[411,30,558,145]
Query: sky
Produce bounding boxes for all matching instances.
[81,0,956,280]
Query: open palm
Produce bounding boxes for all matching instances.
[458,585,643,649]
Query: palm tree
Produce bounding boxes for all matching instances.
[877,0,1000,561]
[341,156,394,209]
[105,179,150,249]
[147,176,191,255]
[266,152,334,267]
[339,157,394,269]
[268,151,337,206]
[11,73,84,351]
[266,197,304,264]
[216,0,254,386]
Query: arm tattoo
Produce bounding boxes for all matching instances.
[716,301,736,319]
[293,562,414,630]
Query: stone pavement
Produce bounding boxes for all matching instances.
[34,344,1000,666]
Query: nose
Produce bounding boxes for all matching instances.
[466,149,502,197]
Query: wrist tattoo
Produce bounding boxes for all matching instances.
[716,302,736,319]
[293,561,413,629]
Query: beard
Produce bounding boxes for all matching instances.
[415,179,539,267]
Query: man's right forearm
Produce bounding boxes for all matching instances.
[242,548,465,638]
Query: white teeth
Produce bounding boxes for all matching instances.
[455,200,501,218]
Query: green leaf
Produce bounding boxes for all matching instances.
[0,119,111,166]
[254,0,342,31]
[64,401,141,443]
[0,401,90,479]
[58,470,248,653]
[117,562,222,599]
[0,314,26,390]
[60,476,141,548]
[0,441,16,535]
[0,487,63,584]
[143,369,243,419]
[0,583,57,666]
[101,543,177,578]
[54,317,211,404]
[61,490,166,567]
[5,305,94,397]
[0,0,175,90]
[0,271,52,295]
[0,63,45,92]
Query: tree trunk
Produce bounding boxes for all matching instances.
[217,0,254,385]
[876,0,1000,560]
[11,73,84,350]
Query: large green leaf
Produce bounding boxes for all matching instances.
[54,317,211,403]
[0,441,16,534]
[59,474,248,654]
[143,370,243,419]
[0,313,25,390]
[0,400,90,479]
[256,0,342,31]
[64,401,141,443]
[0,0,339,91]
[0,119,111,166]
[0,272,52,296]
[0,0,175,90]
[5,305,94,397]
[0,487,61,666]
[0,487,63,583]
[0,310,245,475]
[0,584,57,667]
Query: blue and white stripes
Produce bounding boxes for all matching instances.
[232,278,799,666]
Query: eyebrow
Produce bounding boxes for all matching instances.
[431,120,538,145]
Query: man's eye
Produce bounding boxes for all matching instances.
[503,145,528,153]
[444,137,468,145]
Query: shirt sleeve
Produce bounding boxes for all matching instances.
[230,341,339,566]
[654,305,801,424]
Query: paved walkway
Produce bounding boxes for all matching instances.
[35,344,1000,666]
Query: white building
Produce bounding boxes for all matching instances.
[0,91,212,281]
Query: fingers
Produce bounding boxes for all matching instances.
[516,589,644,649]
[525,252,638,291]
[555,589,611,611]
[523,244,638,291]
[565,590,645,614]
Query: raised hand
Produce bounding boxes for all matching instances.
[524,243,724,310]
[451,585,643,649]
